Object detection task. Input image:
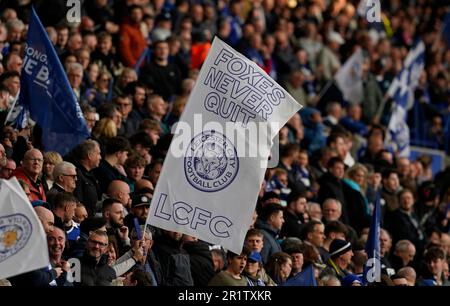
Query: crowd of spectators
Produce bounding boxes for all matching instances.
[0,0,449,286]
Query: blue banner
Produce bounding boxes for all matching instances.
[284,264,317,286]
[18,6,90,155]
[442,13,450,47]
[363,192,381,284]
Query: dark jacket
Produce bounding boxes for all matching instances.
[93,160,129,195]
[317,172,349,224]
[74,163,101,216]
[182,240,215,286]
[9,266,58,286]
[69,231,88,259]
[139,61,181,101]
[279,161,307,195]
[385,209,426,256]
[76,253,116,286]
[280,209,304,239]
[255,219,282,264]
[46,183,66,206]
[342,180,371,234]
[153,235,194,286]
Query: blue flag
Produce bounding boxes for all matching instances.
[387,40,425,157]
[283,264,317,286]
[18,6,90,155]
[363,192,381,284]
[442,13,450,47]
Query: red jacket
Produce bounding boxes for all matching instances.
[119,22,147,67]
[12,167,46,202]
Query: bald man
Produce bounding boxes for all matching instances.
[34,206,55,234]
[106,180,131,214]
[397,267,417,286]
[12,149,46,201]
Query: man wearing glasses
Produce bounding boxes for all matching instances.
[47,161,78,205]
[76,229,116,286]
[11,148,46,201]
[0,158,16,179]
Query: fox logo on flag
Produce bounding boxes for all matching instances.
[146,37,302,254]
[0,178,49,279]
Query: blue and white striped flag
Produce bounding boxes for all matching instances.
[386,41,425,157]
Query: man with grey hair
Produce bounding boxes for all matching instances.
[76,229,116,286]
[322,198,358,245]
[319,274,341,286]
[380,228,395,277]
[308,202,322,221]
[390,239,416,272]
[5,19,24,42]
[46,161,78,205]
[66,62,83,101]
[397,266,417,286]
[73,139,102,216]
[322,198,342,222]
[115,225,161,285]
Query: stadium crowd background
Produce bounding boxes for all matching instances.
[0,0,449,286]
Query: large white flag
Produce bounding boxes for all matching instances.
[146,37,302,253]
[334,48,364,104]
[0,177,49,279]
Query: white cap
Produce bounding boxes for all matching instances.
[328,31,345,45]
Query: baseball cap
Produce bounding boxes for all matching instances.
[131,194,151,208]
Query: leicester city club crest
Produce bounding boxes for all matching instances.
[184,130,239,192]
[0,214,32,263]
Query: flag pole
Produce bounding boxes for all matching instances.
[314,79,334,105]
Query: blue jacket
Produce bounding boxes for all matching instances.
[255,219,282,264]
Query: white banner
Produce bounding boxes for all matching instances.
[146,37,302,253]
[0,177,49,279]
[334,48,364,104]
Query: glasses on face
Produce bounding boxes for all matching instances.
[27,158,43,163]
[88,239,108,248]
[62,174,77,179]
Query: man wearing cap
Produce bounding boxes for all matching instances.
[320,239,353,281]
[124,193,151,231]
[243,251,267,286]
[317,31,342,81]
